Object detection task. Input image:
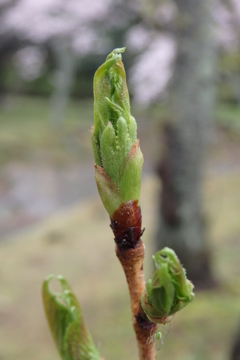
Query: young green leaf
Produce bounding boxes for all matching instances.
[92,48,144,216]
[141,248,195,323]
[42,275,101,360]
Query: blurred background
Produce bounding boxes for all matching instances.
[0,0,240,359]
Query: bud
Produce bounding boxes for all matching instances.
[42,275,101,360]
[92,48,143,217]
[141,248,195,323]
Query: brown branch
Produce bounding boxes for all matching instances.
[111,201,157,360]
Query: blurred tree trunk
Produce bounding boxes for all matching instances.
[231,322,240,360]
[156,0,216,287]
[50,38,77,127]
[229,0,240,111]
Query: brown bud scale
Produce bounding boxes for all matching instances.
[110,200,144,250]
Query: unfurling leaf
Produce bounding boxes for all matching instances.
[92,48,143,216]
[141,248,195,323]
[42,275,101,360]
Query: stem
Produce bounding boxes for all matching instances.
[110,201,157,359]
[116,242,157,360]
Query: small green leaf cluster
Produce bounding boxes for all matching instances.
[141,248,195,323]
[92,48,143,216]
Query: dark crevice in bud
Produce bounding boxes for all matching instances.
[110,200,144,250]
[135,305,157,331]
[137,303,155,327]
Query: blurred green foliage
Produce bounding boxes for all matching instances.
[0,97,93,166]
[1,46,240,106]
[0,96,239,169]
[218,51,240,105]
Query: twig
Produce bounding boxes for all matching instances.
[111,200,157,359]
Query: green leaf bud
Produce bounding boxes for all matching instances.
[119,140,143,203]
[94,164,122,216]
[141,248,195,323]
[42,275,101,360]
[92,48,143,215]
[128,116,137,144]
[117,116,129,167]
[100,122,118,184]
[91,127,101,167]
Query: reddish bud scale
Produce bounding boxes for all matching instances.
[110,200,144,250]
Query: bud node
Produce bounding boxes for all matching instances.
[110,200,142,250]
